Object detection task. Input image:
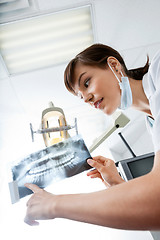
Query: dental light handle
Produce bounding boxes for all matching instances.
[30,118,78,142]
[89,124,118,153]
[35,125,75,134]
[89,112,130,153]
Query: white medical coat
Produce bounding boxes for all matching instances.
[142,50,160,153]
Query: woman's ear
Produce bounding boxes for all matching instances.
[107,56,121,72]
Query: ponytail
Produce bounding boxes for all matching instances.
[124,56,149,80]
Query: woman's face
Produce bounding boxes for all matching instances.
[73,62,121,115]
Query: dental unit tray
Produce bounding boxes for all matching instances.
[8,134,92,204]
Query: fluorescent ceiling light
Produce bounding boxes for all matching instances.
[0,0,29,13]
[0,6,94,75]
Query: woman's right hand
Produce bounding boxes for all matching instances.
[87,156,125,187]
[24,183,57,226]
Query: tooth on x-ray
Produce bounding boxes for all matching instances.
[9,135,92,204]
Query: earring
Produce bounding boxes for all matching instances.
[116,69,118,72]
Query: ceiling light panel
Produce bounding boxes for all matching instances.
[0,5,94,75]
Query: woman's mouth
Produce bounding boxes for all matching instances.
[94,98,103,109]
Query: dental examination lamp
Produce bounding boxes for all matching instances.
[30,102,78,147]
[89,112,130,153]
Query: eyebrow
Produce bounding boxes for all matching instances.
[78,72,86,86]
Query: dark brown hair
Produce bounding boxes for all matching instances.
[64,43,149,94]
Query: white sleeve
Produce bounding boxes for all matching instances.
[150,52,160,152]
[152,92,160,153]
[150,50,160,87]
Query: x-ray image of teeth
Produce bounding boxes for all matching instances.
[9,135,92,203]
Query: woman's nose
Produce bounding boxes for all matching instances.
[83,93,93,103]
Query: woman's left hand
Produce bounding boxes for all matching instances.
[87,156,125,187]
[24,183,57,226]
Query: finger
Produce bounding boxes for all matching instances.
[24,216,39,226]
[87,159,103,171]
[25,183,42,193]
[90,173,102,179]
[87,169,98,176]
[87,171,100,178]
[92,156,108,164]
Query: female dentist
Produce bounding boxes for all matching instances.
[24,44,160,230]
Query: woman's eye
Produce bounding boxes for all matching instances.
[84,78,90,88]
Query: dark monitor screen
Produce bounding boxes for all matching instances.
[128,156,154,178]
[117,152,154,181]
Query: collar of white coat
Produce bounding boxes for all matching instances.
[147,115,154,128]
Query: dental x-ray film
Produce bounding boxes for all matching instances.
[9,135,92,204]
